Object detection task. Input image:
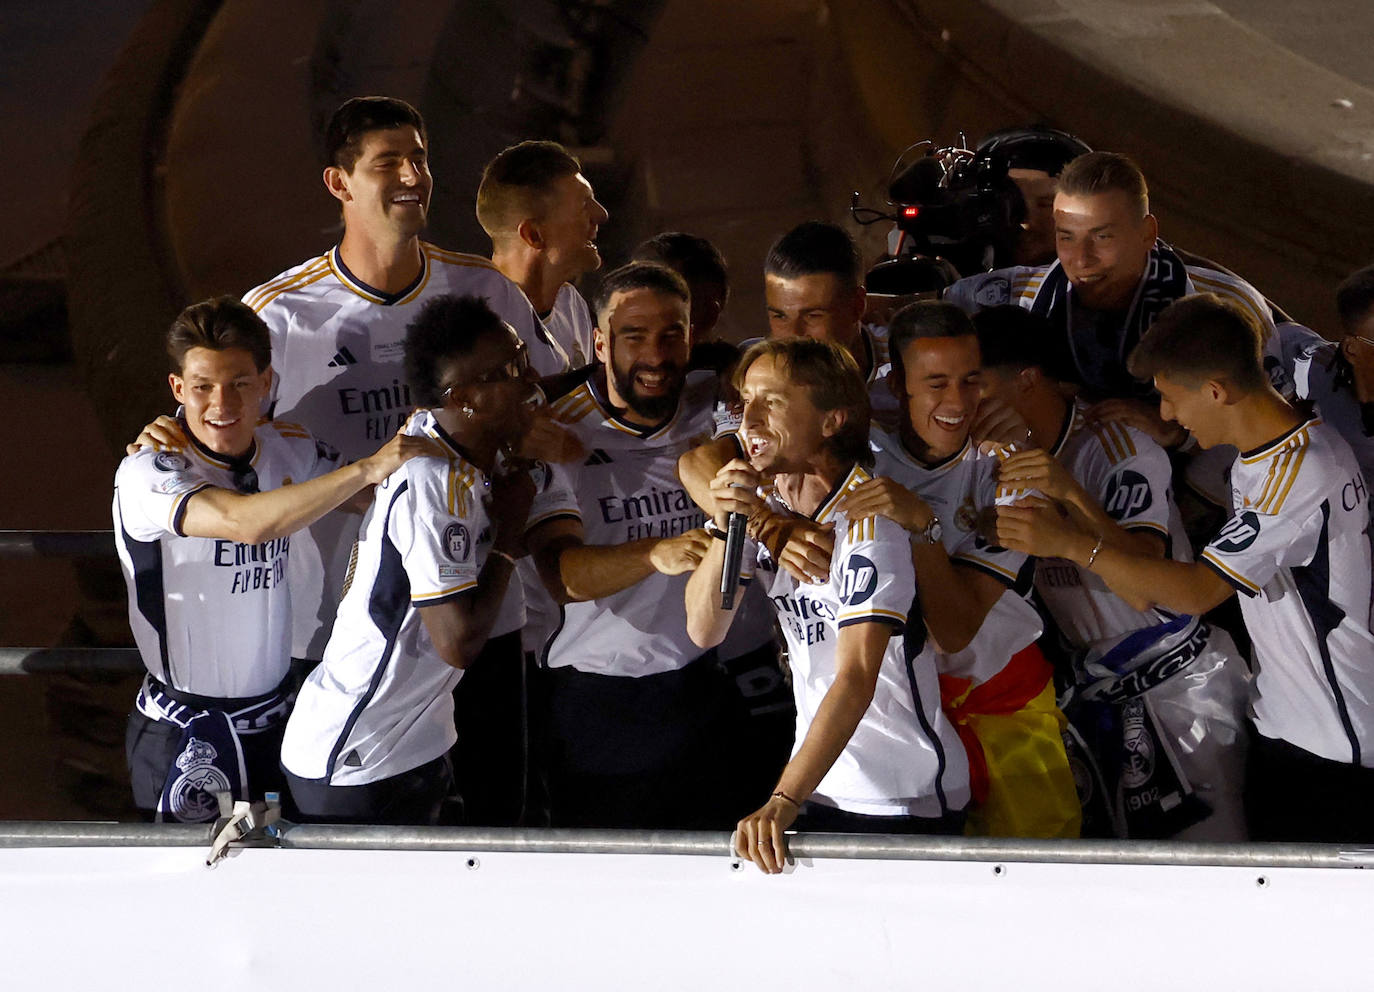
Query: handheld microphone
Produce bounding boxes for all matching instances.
[720,512,748,610]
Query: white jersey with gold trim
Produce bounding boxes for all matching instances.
[1200,416,1374,765]
[1034,400,1191,647]
[540,368,723,677]
[543,282,596,370]
[869,429,1040,683]
[747,463,970,817]
[245,241,568,659]
[114,420,339,698]
[280,408,575,785]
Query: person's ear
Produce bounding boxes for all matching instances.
[1142,213,1159,245]
[169,373,185,405]
[821,408,846,439]
[1342,336,1361,362]
[323,166,351,204]
[593,326,609,365]
[517,217,544,251]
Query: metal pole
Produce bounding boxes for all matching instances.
[0,530,115,558]
[0,647,143,675]
[0,822,212,847]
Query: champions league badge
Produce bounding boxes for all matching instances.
[1121,700,1154,790]
[443,523,472,561]
[166,736,231,822]
[153,451,191,473]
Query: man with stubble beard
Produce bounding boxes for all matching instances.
[525,262,765,829]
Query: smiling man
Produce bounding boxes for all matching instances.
[686,338,969,872]
[240,97,566,670]
[115,297,432,821]
[477,140,609,368]
[996,294,1374,843]
[523,262,773,829]
[944,152,1279,407]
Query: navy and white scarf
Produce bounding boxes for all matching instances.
[1028,239,1190,399]
[137,678,292,823]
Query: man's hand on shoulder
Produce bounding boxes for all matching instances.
[1086,398,1186,449]
[518,411,585,464]
[838,476,933,534]
[126,415,186,455]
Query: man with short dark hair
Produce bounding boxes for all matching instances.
[840,301,1077,838]
[1276,263,1374,488]
[281,294,572,825]
[996,294,1374,842]
[687,337,970,872]
[978,304,1249,839]
[115,297,432,821]
[241,96,563,668]
[524,262,756,829]
[477,139,608,368]
[633,231,731,344]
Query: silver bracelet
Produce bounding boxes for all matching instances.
[1085,535,1105,569]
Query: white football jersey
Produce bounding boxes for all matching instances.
[747,464,970,817]
[245,241,568,660]
[543,282,596,369]
[1033,401,1192,648]
[280,409,575,785]
[869,429,1040,682]
[114,420,339,698]
[540,368,727,676]
[1199,416,1374,765]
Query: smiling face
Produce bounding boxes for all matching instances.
[892,334,983,462]
[326,126,432,243]
[446,324,542,447]
[738,352,838,477]
[1153,371,1225,449]
[595,287,691,425]
[764,272,865,353]
[170,347,271,457]
[1054,189,1157,311]
[538,172,608,282]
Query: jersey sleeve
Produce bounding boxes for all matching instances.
[525,460,580,532]
[835,513,916,629]
[397,467,483,606]
[1091,422,1173,538]
[1200,504,1322,597]
[114,449,213,541]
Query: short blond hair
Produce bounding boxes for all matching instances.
[1058,151,1149,217]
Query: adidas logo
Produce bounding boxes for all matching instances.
[584,448,614,466]
[327,346,359,367]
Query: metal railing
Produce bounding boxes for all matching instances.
[0,821,1371,869]
[0,529,141,675]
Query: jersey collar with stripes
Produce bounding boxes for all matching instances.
[774,462,872,524]
[885,430,974,478]
[582,363,685,439]
[1048,400,1088,459]
[180,416,261,491]
[327,244,426,305]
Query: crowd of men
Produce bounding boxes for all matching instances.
[113,95,1374,871]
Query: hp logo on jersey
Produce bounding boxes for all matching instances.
[1104,470,1152,520]
[1213,511,1261,553]
[443,523,472,561]
[841,554,878,606]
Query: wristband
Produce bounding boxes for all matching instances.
[1085,535,1105,570]
[489,548,518,566]
[771,789,801,808]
